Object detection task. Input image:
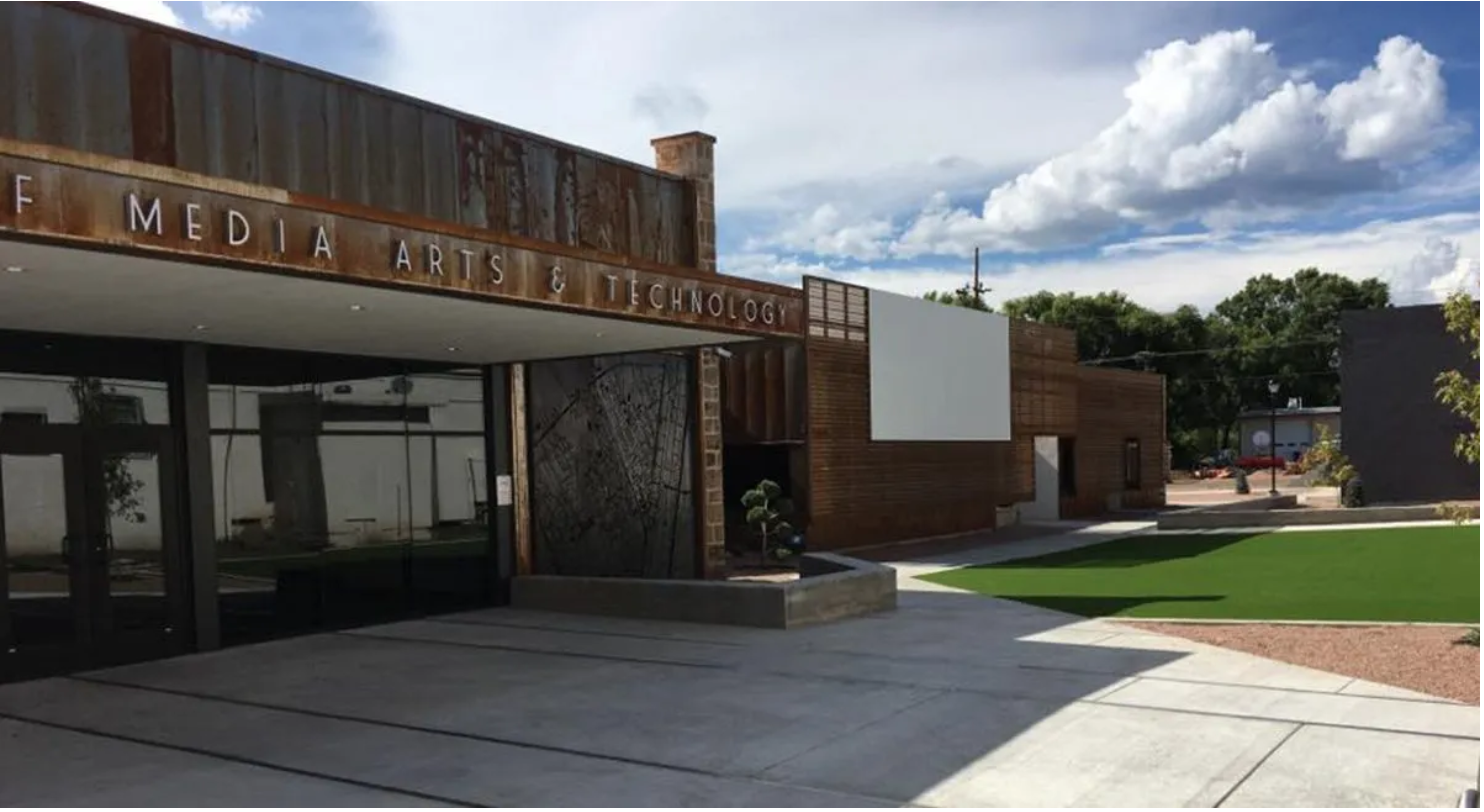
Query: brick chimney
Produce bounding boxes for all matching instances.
[651,131,717,273]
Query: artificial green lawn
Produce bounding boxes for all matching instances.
[920,525,1481,623]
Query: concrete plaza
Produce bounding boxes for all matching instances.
[0,521,1476,807]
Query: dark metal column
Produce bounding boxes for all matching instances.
[178,343,219,650]
[482,365,516,603]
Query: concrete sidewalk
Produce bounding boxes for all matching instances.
[0,520,1475,807]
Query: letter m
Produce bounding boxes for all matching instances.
[126,194,163,235]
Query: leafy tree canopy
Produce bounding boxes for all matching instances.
[925,269,1393,467]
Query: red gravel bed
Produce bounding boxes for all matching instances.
[1122,621,1480,705]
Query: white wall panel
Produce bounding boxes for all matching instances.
[868,289,1012,442]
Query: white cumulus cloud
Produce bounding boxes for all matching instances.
[750,205,895,262]
[1389,237,1481,305]
[896,30,1452,256]
[81,0,184,28]
[361,3,1182,213]
[731,212,1480,313]
[200,1,261,34]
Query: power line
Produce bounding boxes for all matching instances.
[1081,337,1341,366]
[1167,369,1341,386]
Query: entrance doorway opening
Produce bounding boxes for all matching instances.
[0,333,188,682]
[1021,435,1062,522]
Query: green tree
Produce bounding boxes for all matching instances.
[67,377,148,526]
[1001,290,1170,361]
[1435,291,1479,465]
[998,290,1227,463]
[1209,268,1389,413]
[923,280,992,311]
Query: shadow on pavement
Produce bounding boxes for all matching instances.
[0,584,1200,807]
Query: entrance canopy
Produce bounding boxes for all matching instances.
[0,239,753,364]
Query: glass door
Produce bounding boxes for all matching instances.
[0,426,89,681]
[79,426,188,669]
[0,425,187,682]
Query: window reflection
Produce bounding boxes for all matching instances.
[208,347,493,645]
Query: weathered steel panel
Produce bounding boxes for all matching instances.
[522,140,557,244]
[171,43,260,181]
[621,169,641,259]
[420,111,459,224]
[654,178,681,266]
[0,3,134,159]
[260,67,332,198]
[635,172,660,263]
[500,132,528,238]
[553,147,579,248]
[572,152,600,251]
[128,28,175,165]
[11,0,699,269]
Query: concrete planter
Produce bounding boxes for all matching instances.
[511,552,897,629]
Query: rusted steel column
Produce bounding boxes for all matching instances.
[507,363,532,576]
[651,132,717,273]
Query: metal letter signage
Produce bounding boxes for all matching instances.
[0,156,799,337]
[12,174,31,215]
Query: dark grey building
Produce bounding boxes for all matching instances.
[1339,304,1479,504]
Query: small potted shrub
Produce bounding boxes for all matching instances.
[740,479,797,567]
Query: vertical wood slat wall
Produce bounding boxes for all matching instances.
[1065,366,1167,517]
[718,340,806,444]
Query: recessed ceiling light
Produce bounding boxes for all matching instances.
[194,324,209,332]
[349,304,365,312]
[4,266,23,274]
[446,346,459,352]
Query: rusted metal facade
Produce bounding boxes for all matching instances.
[0,1,696,268]
[0,148,800,337]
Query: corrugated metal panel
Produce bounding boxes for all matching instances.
[0,3,134,159]
[171,43,260,180]
[5,1,696,268]
[419,110,459,224]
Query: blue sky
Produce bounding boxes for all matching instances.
[105,1,1480,311]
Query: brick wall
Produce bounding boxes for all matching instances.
[655,133,726,577]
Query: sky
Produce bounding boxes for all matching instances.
[92,1,1481,313]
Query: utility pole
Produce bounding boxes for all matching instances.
[973,246,982,309]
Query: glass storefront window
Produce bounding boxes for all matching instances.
[206,346,493,645]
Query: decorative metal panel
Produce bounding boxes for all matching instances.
[526,352,695,578]
[804,277,868,342]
